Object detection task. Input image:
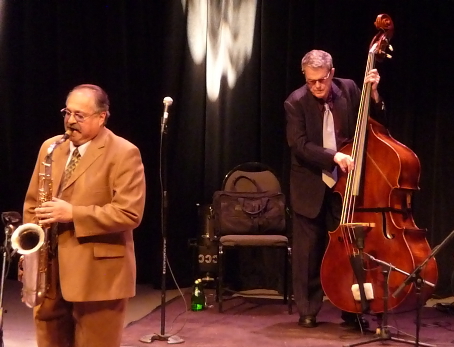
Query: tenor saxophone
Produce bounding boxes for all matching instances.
[11,129,72,307]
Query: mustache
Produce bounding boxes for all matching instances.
[66,125,79,132]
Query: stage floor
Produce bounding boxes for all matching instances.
[2,280,454,346]
[122,289,454,347]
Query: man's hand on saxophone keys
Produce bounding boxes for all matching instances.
[35,197,73,224]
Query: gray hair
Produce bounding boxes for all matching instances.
[301,50,333,72]
[70,84,111,123]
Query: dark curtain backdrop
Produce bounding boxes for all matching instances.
[1,0,454,296]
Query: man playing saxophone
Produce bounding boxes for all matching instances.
[22,84,146,347]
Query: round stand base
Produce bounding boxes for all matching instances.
[139,333,184,344]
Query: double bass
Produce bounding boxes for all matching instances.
[320,14,438,315]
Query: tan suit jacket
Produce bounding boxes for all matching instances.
[23,127,146,302]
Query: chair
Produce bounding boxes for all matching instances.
[214,162,292,313]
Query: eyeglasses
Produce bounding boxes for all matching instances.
[305,70,331,87]
[60,108,99,123]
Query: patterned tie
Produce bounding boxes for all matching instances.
[322,103,338,187]
[61,148,81,188]
[52,148,81,254]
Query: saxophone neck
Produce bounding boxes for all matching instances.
[47,129,73,156]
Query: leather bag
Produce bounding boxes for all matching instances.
[212,176,286,235]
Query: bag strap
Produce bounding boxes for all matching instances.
[230,175,262,192]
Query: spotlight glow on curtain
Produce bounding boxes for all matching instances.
[182,0,257,102]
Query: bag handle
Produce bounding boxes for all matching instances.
[237,197,269,215]
[230,175,262,192]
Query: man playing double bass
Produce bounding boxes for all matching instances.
[284,49,386,329]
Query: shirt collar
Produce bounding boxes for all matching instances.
[70,140,91,157]
[313,89,334,110]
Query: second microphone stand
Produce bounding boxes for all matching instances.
[344,224,437,347]
[389,229,454,347]
[0,211,22,347]
[345,253,435,347]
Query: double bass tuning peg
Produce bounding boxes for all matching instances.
[378,50,392,60]
[385,45,393,59]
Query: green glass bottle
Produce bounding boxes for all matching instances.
[191,279,206,311]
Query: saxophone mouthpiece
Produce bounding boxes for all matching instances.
[64,129,73,138]
[47,129,73,155]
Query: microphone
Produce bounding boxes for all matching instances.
[161,96,173,133]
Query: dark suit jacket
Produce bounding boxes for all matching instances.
[284,78,385,219]
[23,127,146,302]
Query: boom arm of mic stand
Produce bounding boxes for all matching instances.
[363,253,435,289]
[392,229,454,298]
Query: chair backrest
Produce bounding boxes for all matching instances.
[222,162,281,193]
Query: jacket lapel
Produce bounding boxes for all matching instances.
[303,91,324,145]
[331,83,350,135]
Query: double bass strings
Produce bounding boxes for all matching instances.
[340,51,375,254]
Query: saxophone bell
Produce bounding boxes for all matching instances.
[11,223,45,255]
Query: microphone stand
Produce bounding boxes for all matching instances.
[140,98,183,344]
[0,211,22,347]
[344,253,435,347]
[0,225,10,347]
[389,229,454,347]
